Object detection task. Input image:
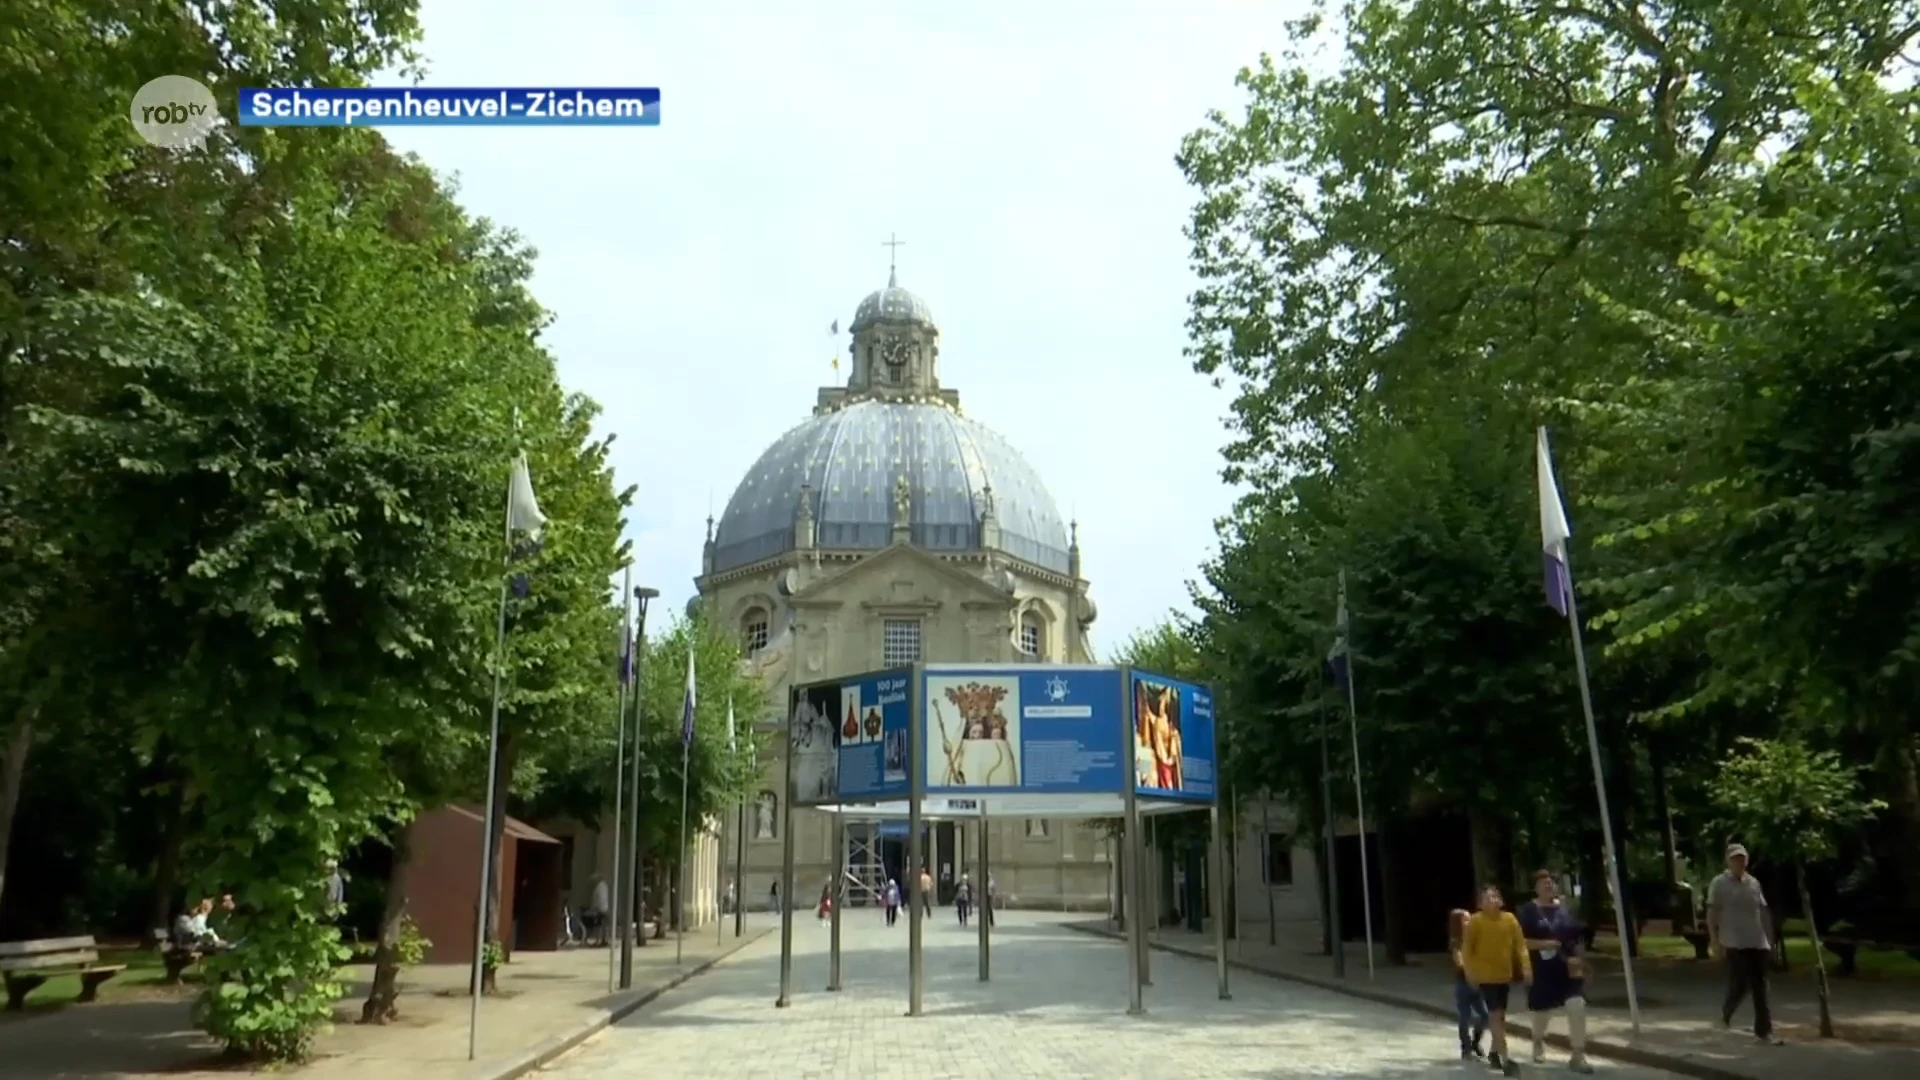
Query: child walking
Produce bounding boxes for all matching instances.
[1461,884,1531,1076]
[1448,908,1488,1061]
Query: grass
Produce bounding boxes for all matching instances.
[1591,933,1920,982]
[4,946,204,1016]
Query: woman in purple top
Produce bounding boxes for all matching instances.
[1518,870,1593,1073]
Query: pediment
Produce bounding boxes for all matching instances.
[792,542,1016,609]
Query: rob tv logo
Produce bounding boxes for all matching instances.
[130,75,219,149]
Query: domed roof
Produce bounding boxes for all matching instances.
[851,271,935,331]
[712,399,1071,575]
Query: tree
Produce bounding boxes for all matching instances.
[1710,738,1884,1037]
[1175,0,1920,951]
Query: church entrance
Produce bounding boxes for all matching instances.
[846,820,954,907]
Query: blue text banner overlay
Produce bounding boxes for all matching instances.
[239,87,661,127]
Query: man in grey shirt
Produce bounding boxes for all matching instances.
[1707,843,1783,1044]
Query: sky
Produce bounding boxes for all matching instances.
[381,0,1307,651]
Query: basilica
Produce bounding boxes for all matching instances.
[701,267,1113,909]
[536,264,1330,943]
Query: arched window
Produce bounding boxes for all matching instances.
[742,607,770,658]
[753,790,778,840]
[1019,612,1044,659]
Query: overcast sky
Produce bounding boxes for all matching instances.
[381,0,1304,651]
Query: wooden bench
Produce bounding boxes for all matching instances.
[0,936,126,1010]
[1820,935,1920,977]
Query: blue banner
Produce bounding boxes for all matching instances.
[922,666,1125,795]
[238,87,661,127]
[1129,669,1217,802]
[789,669,911,805]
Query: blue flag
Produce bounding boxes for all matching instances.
[679,649,697,748]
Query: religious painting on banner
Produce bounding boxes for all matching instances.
[788,683,840,806]
[835,668,911,801]
[922,664,1125,795]
[1130,669,1216,802]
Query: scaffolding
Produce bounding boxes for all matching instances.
[844,823,885,907]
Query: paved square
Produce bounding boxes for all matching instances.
[544,912,1692,1079]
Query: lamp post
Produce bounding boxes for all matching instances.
[619,585,659,989]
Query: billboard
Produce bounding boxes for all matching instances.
[1129,669,1217,802]
[922,665,1125,795]
[788,668,912,806]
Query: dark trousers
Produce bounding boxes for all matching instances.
[885,905,898,926]
[1723,947,1774,1037]
[956,900,971,925]
[1454,978,1488,1051]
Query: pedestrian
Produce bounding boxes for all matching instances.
[1447,908,1487,1062]
[1709,842,1783,1044]
[817,880,833,924]
[587,875,609,946]
[769,879,779,912]
[918,865,933,918]
[883,879,901,926]
[1461,884,1530,1076]
[984,873,997,927]
[956,874,973,926]
[1518,869,1593,1073]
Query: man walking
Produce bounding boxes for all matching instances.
[918,866,934,918]
[1708,843,1784,1045]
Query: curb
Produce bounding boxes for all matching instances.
[470,927,773,1080]
[1063,923,1757,1080]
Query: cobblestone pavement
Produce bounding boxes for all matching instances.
[543,911,1697,1080]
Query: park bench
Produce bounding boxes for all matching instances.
[151,929,205,984]
[0,935,126,1011]
[1817,931,1920,977]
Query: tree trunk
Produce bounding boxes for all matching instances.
[484,732,519,965]
[147,779,188,945]
[1310,827,1330,954]
[1468,807,1505,892]
[1380,819,1408,966]
[0,711,33,913]
[1796,863,1836,1038]
[641,834,656,941]
[1649,740,1686,928]
[360,820,416,1024]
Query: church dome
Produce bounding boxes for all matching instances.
[851,274,935,331]
[712,399,1071,575]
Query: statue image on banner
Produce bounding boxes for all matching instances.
[754,791,778,840]
[924,675,1021,788]
[789,684,841,804]
[1132,677,1185,791]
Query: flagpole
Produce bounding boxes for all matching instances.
[676,739,690,965]
[1334,570,1376,979]
[1538,427,1641,1033]
[467,469,517,1061]
[607,569,632,992]
[1561,571,1643,1032]
[675,653,694,966]
[1343,653,1376,981]
[734,700,750,939]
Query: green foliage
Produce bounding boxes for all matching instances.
[1710,738,1885,866]
[1174,0,1920,919]
[396,914,430,968]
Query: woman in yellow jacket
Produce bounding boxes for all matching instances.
[1460,885,1532,1076]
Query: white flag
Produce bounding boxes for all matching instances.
[507,453,546,535]
[1536,427,1574,616]
[726,697,736,753]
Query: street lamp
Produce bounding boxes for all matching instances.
[619,584,659,989]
